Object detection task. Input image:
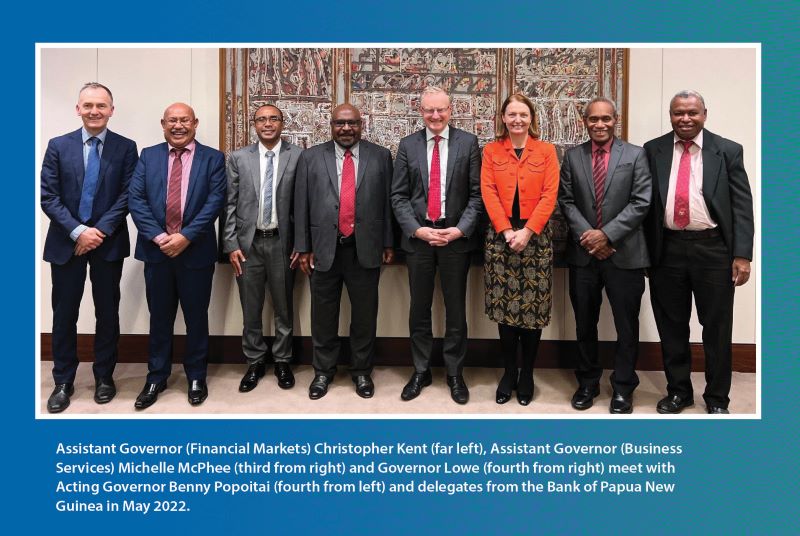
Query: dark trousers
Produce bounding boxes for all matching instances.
[569,259,645,397]
[406,242,471,376]
[650,233,734,408]
[236,233,294,365]
[50,254,123,384]
[143,260,215,384]
[309,243,380,377]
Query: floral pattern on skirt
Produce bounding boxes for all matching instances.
[484,223,553,329]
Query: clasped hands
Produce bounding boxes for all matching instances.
[415,226,463,246]
[580,229,616,260]
[74,227,105,256]
[157,233,191,258]
[502,227,534,253]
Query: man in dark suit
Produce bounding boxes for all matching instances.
[41,83,138,413]
[644,90,754,415]
[294,103,394,400]
[223,104,303,393]
[129,102,226,409]
[559,97,651,414]
[391,86,482,404]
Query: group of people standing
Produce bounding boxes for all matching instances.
[41,83,753,415]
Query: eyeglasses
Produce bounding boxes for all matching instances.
[331,119,361,128]
[420,106,450,115]
[254,116,283,125]
[164,117,195,126]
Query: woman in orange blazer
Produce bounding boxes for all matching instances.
[481,93,559,405]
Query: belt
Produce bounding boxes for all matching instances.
[255,228,279,238]
[664,227,720,240]
[424,218,447,229]
[337,233,355,246]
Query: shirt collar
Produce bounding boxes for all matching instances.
[82,127,107,144]
[591,137,614,154]
[168,140,196,154]
[260,138,282,156]
[673,130,703,149]
[335,141,359,159]
[426,125,449,142]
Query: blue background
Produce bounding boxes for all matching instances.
[7,0,799,532]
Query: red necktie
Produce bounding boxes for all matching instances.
[428,135,442,221]
[592,148,606,226]
[166,148,185,234]
[338,149,355,237]
[673,140,693,229]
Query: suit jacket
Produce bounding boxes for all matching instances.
[391,126,483,253]
[294,140,394,272]
[129,141,226,269]
[481,136,559,235]
[644,129,754,266]
[41,128,138,265]
[222,140,303,258]
[559,137,651,269]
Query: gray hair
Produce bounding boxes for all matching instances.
[420,86,450,101]
[671,90,706,109]
[582,97,617,119]
[79,82,113,102]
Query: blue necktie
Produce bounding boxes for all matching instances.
[79,137,101,223]
[262,150,274,226]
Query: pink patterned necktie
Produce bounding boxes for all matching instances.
[592,148,606,226]
[673,140,693,229]
[338,149,355,237]
[166,148,185,234]
[428,135,442,221]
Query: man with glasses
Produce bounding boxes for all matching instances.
[129,103,226,409]
[223,104,303,394]
[41,83,138,412]
[294,104,394,400]
[391,86,482,404]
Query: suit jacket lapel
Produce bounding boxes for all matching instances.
[70,129,85,189]
[445,128,461,193]
[276,141,290,188]
[97,131,115,189]
[604,138,623,194]
[356,142,369,191]
[579,141,595,201]
[248,144,261,197]
[656,134,673,209]
[324,142,339,196]
[701,130,721,204]
[415,130,429,197]
[183,144,204,221]
[154,144,169,220]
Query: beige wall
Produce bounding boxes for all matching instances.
[38,46,759,344]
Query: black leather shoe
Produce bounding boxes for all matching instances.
[571,385,600,410]
[239,362,265,392]
[47,383,74,413]
[707,406,730,414]
[134,381,166,410]
[610,392,633,414]
[309,375,332,400]
[495,370,518,405]
[656,394,694,414]
[353,375,374,398]
[401,370,432,401]
[274,363,295,390]
[94,378,116,404]
[188,380,208,406]
[447,375,469,405]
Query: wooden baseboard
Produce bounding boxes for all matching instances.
[39,334,756,373]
